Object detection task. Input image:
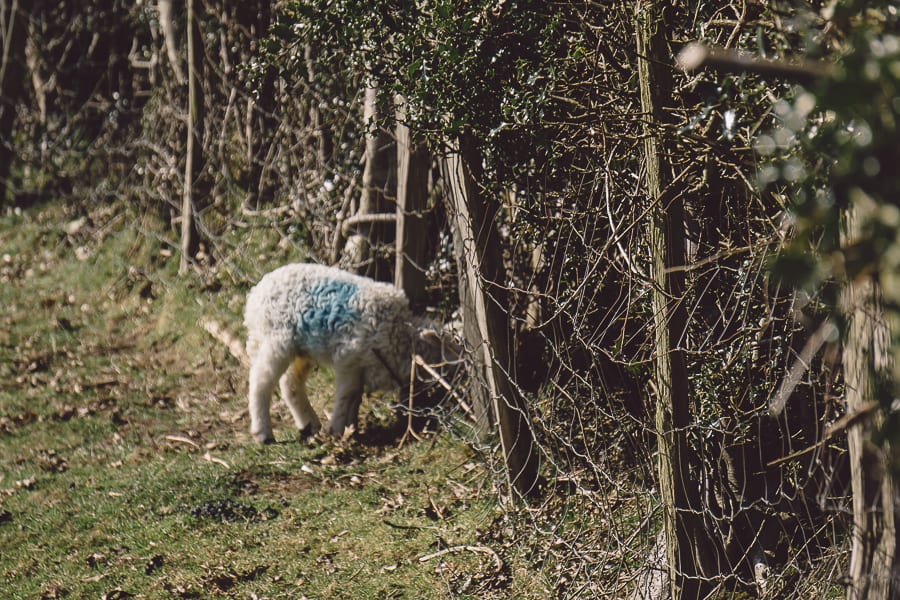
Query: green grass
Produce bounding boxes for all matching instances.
[0,203,532,599]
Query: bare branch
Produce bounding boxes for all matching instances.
[677,42,829,83]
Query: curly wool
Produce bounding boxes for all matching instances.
[244,263,426,442]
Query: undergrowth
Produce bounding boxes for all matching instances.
[0,201,545,599]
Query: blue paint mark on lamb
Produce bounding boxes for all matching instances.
[243,263,458,443]
[291,280,360,352]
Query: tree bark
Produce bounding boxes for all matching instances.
[443,135,541,501]
[0,0,26,206]
[179,0,205,274]
[636,1,719,596]
[394,94,430,314]
[843,207,898,600]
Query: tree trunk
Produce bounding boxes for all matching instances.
[448,203,494,437]
[157,0,185,85]
[24,3,49,164]
[341,85,394,280]
[179,0,204,274]
[244,0,275,208]
[394,94,430,314]
[443,135,541,501]
[843,207,898,600]
[0,0,26,206]
[305,44,333,170]
[635,1,719,596]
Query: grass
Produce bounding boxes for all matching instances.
[0,202,533,599]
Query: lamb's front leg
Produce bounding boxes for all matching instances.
[329,364,363,436]
[279,357,322,438]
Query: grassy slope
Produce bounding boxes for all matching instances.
[0,203,537,599]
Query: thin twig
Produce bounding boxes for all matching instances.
[399,355,424,449]
[382,519,429,530]
[767,401,879,467]
[418,545,503,572]
[769,319,838,416]
[241,203,294,218]
[340,212,397,236]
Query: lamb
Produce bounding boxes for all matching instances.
[243,262,456,443]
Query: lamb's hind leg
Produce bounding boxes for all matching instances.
[248,341,293,444]
[328,364,363,436]
[279,357,322,438]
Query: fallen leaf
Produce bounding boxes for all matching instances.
[65,217,87,235]
[15,476,36,490]
[330,530,349,543]
[39,581,68,599]
[86,552,108,568]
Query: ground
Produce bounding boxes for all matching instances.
[0,202,537,599]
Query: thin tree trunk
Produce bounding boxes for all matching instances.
[157,0,185,85]
[443,135,540,501]
[342,85,393,280]
[394,94,429,313]
[448,206,494,437]
[0,0,26,206]
[245,0,275,208]
[844,207,898,600]
[305,44,332,170]
[179,0,204,274]
[636,1,718,596]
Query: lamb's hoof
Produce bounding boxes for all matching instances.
[253,432,276,445]
[298,423,320,441]
[328,423,356,438]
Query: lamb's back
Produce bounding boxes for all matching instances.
[245,264,413,363]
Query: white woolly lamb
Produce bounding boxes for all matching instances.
[244,263,454,443]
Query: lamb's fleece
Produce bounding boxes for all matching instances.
[244,263,438,443]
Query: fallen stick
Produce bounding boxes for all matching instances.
[413,355,475,421]
[418,545,503,572]
[164,434,200,449]
[200,318,249,367]
[203,452,230,469]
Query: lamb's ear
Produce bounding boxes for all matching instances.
[418,329,442,345]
